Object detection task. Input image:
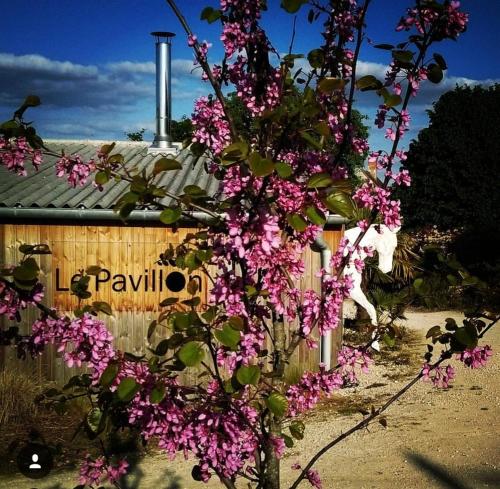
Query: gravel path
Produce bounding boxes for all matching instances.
[2,311,498,489]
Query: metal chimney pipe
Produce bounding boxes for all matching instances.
[151,31,175,150]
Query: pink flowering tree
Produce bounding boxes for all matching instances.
[0,1,497,488]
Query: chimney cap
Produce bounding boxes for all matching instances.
[151,31,176,41]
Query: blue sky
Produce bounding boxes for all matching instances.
[0,1,498,151]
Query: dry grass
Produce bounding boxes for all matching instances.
[0,370,42,426]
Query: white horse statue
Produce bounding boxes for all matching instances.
[343,224,399,326]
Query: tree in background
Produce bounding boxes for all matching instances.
[125,118,194,144]
[124,128,146,141]
[171,116,193,142]
[224,91,369,180]
[397,84,500,231]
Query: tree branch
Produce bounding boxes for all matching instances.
[164,0,239,141]
[289,315,498,489]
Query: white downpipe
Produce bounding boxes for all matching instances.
[312,234,333,369]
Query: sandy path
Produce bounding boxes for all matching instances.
[2,311,499,489]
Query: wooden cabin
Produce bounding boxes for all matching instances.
[0,140,344,384]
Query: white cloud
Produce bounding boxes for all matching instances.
[0,52,206,113]
[0,52,98,78]
[107,58,198,78]
[1,50,497,144]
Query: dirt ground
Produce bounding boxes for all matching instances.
[1,310,498,489]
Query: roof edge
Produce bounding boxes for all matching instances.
[0,207,347,226]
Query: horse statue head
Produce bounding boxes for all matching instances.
[372,225,400,273]
[343,224,400,326]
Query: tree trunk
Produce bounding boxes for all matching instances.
[263,418,281,489]
[262,314,286,489]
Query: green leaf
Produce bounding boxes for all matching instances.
[392,50,414,66]
[323,191,354,217]
[315,121,330,137]
[167,333,185,349]
[305,206,326,226]
[18,244,33,255]
[275,162,293,179]
[108,153,124,165]
[147,320,157,340]
[382,333,396,347]
[200,6,222,23]
[190,141,206,157]
[0,119,19,131]
[318,77,347,93]
[266,392,288,417]
[356,75,382,91]
[201,306,217,323]
[383,93,402,108]
[433,53,447,70]
[249,152,275,177]
[155,339,170,356]
[100,142,116,156]
[287,213,308,232]
[117,377,140,402]
[172,312,192,330]
[307,172,333,188]
[427,63,443,84]
[153,157,182,175]
[95,171,109,185]
[150,383,166,404]
[221,141,249,164]
[455,327,477,348]
[307,49,324,69]
[13,258,39,282]
[299,131,322,150]
[92,301,112,315]
[24,95,41,107]
[289,420,305,440]
[178,341,204,367]
[160,297,178,307]
[85,265,101,276]
[86,407,103,434]
[283,434,294,448]
[160,207,182,225]
[445,318,458,331]
[281,0,307,13]
[228,316,244,331]
[100,363,119,388]
[426,325,442,339]
[374,43,394,50]
[184,185,206,196]
[214,323,241,350]
[236,365,261,386]
[413,277,424,293]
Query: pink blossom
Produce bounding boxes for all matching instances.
[31,313,115,378]
[422,363,455,388]
[397,1,468,39]
[191,96,231,155]
[457,345,493,369]
[79,455,129,486]
[286,365,344,417]
[270,435,286,459]
[55,154,96,187]
[291,463,323,489]
[353,181,402,230]
[0,280,44,320]
[0,137,43,176]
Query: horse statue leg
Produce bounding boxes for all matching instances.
[348,274,378,326]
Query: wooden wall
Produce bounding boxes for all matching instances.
[0,223,343,384]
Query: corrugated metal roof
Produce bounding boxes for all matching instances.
[0,140,219,211]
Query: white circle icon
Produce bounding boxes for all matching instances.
[29,453,41,470]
